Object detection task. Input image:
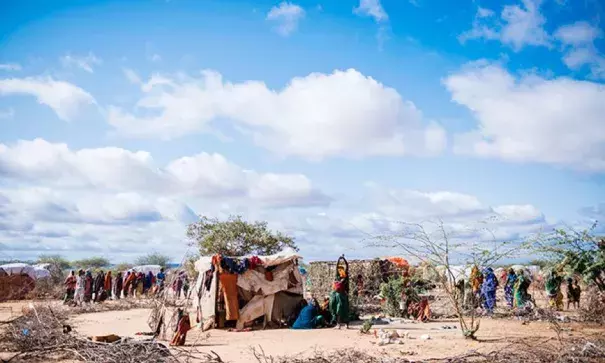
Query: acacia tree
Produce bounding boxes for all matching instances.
[73,257,110,270]
[187,215,297,256]
[135,253,171,268]
[535,222,605,291]
[369,219,529,340]
[36,254,72,283]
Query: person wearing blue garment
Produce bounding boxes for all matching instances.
[481,267,498,314]
[504,268,517,308]
[292,299,325,329]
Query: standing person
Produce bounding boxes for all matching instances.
[329,255,350,329]
[114,272,123,299]
[514,269,531,308]
[104,271,112,299]
[566,278,582,310]
[144,271,153,295]
[74,270,85,306]
[123,271,131,298]
[174,271,184,299]
[504,268,517,308]
[157,268,166,295]
[84,270,94,303]
[470,265,484,309]
[136,272,145,298]
[481,267,498,315]
[63,270,77,304]
[546,270,564,311]
[183,275,190,299]
[93,270,105,302]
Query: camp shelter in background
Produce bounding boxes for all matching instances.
[191,248,304,331]
[0,263,51,301]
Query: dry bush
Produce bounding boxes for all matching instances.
[26,278,64,300]
[0,303,221,363]
[579,287,605,324]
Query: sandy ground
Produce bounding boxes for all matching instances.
[65,307,604,362]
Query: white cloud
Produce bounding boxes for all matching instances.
[354,0,389,23]
[60,52,102,73]
[266,2,305,37]
[555,22,605,79]
[0,108,14,120]
[0,138,329,207]
[0,63,22,71]
[459,0,551,51]
[444,62,605,170]
[107,69,446,160]
[123,68,142,84]
[0,77,95,121]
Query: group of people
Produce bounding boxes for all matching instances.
[63,268,175,305]
[456,266,583,315]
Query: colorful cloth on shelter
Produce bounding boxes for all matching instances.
[220,257,249,274]
[219,273,239,320]
[248,256,262,270]
[292,304,323,329]
[481,268,498,313]
[504,270,517,308]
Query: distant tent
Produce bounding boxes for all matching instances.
[130,265,162,275]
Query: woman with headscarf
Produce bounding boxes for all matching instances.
[104,271,112,299]
[93,270,105,302]
[545,270,564,311]
[114,272,123,299]
[74,270,85,306]
[514,269,531,308]
[481,267,498,314]
[124,271,136,298]
[293,299,325,329]
[144,271,153,295]
[63,270,77,304]
[329,255,350,329]
[504,268,517,308]
[170,308,191,346]
[136,272,145,298]
[84,271,94,303]
[470,265,483,308]
[566,278,581,310]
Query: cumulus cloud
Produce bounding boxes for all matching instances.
[60,52,102,73]
[444,62,605,170]
[0,63,22,71]
[555,22,605,79]
[266,2,305,36]
[0,77,95,121]
[0,138,330,207]
[354,0,388,23]
[459,0,551,51]
[107,69,446,160]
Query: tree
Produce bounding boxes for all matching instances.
[535,222,605,291]
[135,253,171,268]
[369,219,528,340]
[187,215,298,256]
[114,263,133,273]
[73,257,110,270]
[36,254,72,283]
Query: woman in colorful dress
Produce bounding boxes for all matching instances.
[481,267,498,314]
[545,270,564,311]
[329,255,350,329]
[504,268,517,308]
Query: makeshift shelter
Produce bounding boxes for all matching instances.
[0,264,37,301]
[191,248,304,331]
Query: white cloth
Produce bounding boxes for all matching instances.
[74,275,85,304]
[0,263,37,279]
[236,294,275,330]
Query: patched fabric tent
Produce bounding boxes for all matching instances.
[191,248,304,331]
[0,263,37,280]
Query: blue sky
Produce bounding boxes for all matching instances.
[0,0,603,263]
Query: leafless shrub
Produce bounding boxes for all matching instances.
[579,287,605,324]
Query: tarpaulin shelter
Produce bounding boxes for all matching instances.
[130,265,162,275]
[0,263,38,301]
[191,248,304,331]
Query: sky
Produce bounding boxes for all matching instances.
[0,0,604,264]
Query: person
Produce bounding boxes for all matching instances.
[292,299,325,329]
[455,278,465,308]
[136,272,145,298]
[157,268,166,295]
[84,270,94,303]
[114,272,123,299]
[174,271,184,299]
[104,271,112,299]
[545,270,564,311]
[329,255,350,329]
[144,271,154,295]
[94,270,105,302]
[481,267,498,315]
[123,271,132,298]
[566,278,581,310]
[63,270,77,304]
[74,270,85,306]
[470,265,483,308]
[183,276,190,299]
[170,308,191,346]
[513,269,531,308]
[504,268,517,308]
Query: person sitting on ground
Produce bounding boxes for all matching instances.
[292,298,325,329]
[64,270,76,304]
[566,278,581,310]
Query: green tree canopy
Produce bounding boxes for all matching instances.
[536,222,605,291]
[36,254,71,271]
[135,253,170,268]
[72,257,110,271]
[187,215,298,256]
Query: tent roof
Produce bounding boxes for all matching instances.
[194,247,301,273]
